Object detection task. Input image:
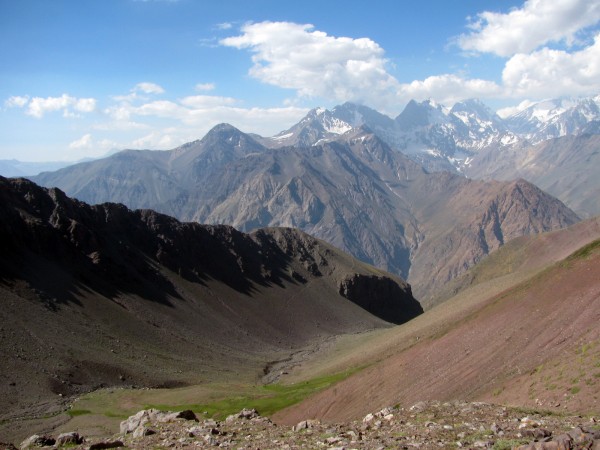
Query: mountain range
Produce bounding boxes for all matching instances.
[31,123,579,303]
[256,95,599,218]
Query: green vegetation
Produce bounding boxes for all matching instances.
[565,239,600,261]
[570,386,581,395]
[512,406,565,418]
[144,368,360,420]
[66,409,91,417]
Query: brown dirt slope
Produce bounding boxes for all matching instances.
[274,226,600,425]
[427,216,600,309]
[0,176,420,442]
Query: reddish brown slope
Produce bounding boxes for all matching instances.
[274,239,600,424]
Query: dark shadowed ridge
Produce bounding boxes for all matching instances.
[0,176,420,319]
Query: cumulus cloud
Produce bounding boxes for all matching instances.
[26,94,96,118]
[220,21,399,107]
[458,0,600,57]
[68,133,93,149]
[134,100,187,118]
[132,131,177,149]
[4,95,29,108]
[112,82,165,102]
[217,17,600,110]
[496,99,537,118]
[502,33,600,98]
[397,74,502,105]
[67,133,119,159]
[134,82,165,94]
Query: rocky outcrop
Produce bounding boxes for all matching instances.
[120,409,198,435]
[339,274,423,324]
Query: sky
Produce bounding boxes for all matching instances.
[1,0,600,162]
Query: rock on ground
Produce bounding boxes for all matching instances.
[17,401,599,449]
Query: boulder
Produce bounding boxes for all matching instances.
[132,426,156,438]
[292,419,320,431]
[55,432,84,446]
[19,435,55,449]
[225,408,259,422]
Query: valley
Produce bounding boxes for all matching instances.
[4,3,600,448]
[3,95,600,447]
[1,177,598,447]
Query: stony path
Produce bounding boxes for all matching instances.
[15,401,600,449]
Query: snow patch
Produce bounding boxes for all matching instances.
[271,132,293,141]
[324,118,352,134]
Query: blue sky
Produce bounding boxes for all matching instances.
[1,0,600,161]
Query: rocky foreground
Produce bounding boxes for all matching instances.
[12,401,600,449]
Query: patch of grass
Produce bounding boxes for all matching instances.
[512,406,565,417]
[565,239,600,261]
[144,368,360,420]
[570,386,581,395]
[492,387,504,397]
[66,409,92,417]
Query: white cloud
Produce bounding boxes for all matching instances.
[134,100,187,118]
[69,133,93,149]
[134,82,165,94]
[74,97,96,113]
[496,99,537,118]
[194,82,216,91]
[502,33,600,98]
[26,94,96,118]
[132,131,176,149]
[220,21,399,109]
[4,95,29,108]
[67,133,119,159]
[458,0,600,57]
[216,22,233,30]
[397,74,502,106]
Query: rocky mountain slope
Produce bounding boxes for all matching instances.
[13,221,599,447]
[429,216,600,309]
[266,95,600,172]
[465,133,600,218]
[504,95,600,144]
[258,96,600,220]
[273,224,600,425]
[31,127,579,303]
[0,176,421,441]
